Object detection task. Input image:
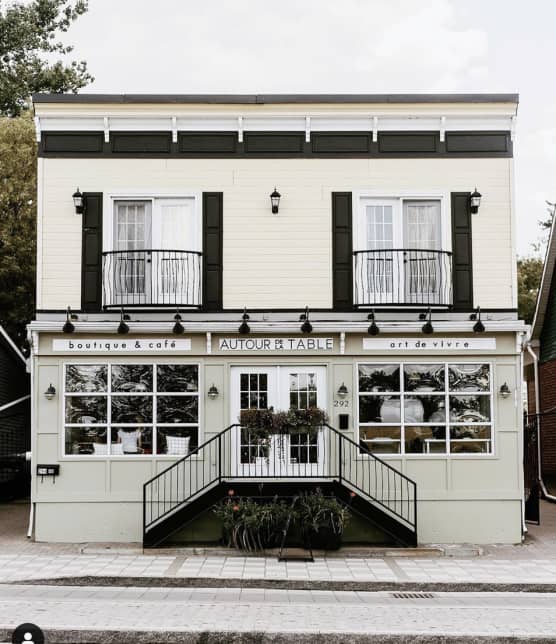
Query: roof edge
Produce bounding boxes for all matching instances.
[32,92,520,105]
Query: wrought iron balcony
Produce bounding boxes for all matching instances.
[354,248,453,307]
[102,249,202,308]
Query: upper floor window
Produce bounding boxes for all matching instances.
[103,196,202,308]
[354,197,452,307]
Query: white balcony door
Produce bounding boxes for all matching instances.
[231,366,327,478]
[359,198,442,305]
[111,197,197,306]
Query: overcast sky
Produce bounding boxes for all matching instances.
[64,0,555,256]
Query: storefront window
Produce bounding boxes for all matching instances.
[64,363,199,456]
[358,363,492,455]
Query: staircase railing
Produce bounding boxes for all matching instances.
[143,422,417,542]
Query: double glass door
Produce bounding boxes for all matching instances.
[230,366,327,477]
[111,198,197,305]
[361,198,442,303]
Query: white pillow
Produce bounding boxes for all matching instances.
[93,443,108,455]
[166,435,190,455]
[110,443,124,455]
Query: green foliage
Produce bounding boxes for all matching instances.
[239,406,328,441]
[0,113,36,347]
[518,256,544,324]
[213,490,349,552]
[0,0,93,115]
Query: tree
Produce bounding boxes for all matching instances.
[518,257,544,325]
[0,114,36,348]
[0,0,93,116]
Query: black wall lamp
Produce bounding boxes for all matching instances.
[73,188,84,214]
[44,384,56,400]
[421,308,434,334]
[117,308,130,334]
[63,307,75,333]
[499,382,511,399]
[470,307,485,333]
[239,308,250,334]
[300,306,313,333]
[207,384,219,399]
[270,187,281,214]
[337,383,348,398]
[173,311,184,335]
[367,311,379,335]
[470,188,482,214]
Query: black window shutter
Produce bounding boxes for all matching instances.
[81,193,103,312]
[451,192,474,311]
[203,192,223,311]
[332,192,353,310]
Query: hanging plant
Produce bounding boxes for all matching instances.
[240,407,328,439]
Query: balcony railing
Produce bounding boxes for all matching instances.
[102,249,202,308]
[354,248,453,307]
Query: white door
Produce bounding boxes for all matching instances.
[151,198,199,306]
[112,197,198,306]
[360,200,396,305]
[359,198,443,305]
[402,200,442,304]
[231,366,327,477]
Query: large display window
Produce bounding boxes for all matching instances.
[358,363,492,455]
[64,363,199,456]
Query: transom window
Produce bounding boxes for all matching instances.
[64,363,199,457]
[358,363,492,455]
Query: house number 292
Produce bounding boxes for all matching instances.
[334,400,350,407]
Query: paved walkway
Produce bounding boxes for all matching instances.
[1,586,556,642]
[0,500,556,587]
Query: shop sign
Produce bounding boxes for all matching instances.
[218,337,334,351]
[52,338,192,352]
[362,337,496,351]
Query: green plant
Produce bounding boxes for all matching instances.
[239,407,328,440]
[213,496,292,551]
[297,490,349,537]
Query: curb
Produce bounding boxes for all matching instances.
[1,629,555,644]
[6,576,556,593]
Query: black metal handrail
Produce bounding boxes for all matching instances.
[353,248,452,307]
[143,422,417,542]
[102,249,202,308]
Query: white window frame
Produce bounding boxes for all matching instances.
[353,191,451,254]
[355,360,495,459]
[103,191,202,256]
[62,361,202,460]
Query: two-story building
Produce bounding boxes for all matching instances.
[29,93,525,546]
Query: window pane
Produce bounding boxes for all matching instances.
[111,365,152,392]
[450,426,492,453]
[359,364,400,392]
[66,365,107,392]
[404,364,445,392]
[449,395,491,423]
[359,426,401,454]
[404,396,446,423]
[110,427,152,455]
[405,426,446,454]
[157,427,198,454]
[65,427,107,455]
[157,396,198,423]
[157,365,198,392]
[448,364,490,392]
[65,396,107,424]
[360,395,401,423]
[111,396,152,423]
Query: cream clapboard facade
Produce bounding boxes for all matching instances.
[30,93,525,545]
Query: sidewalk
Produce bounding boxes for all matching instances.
[0,500,555,587]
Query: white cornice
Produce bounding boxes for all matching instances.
[34,111,515,141]
[28,320,526,334]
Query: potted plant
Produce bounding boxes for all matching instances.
[297,490,349,550]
